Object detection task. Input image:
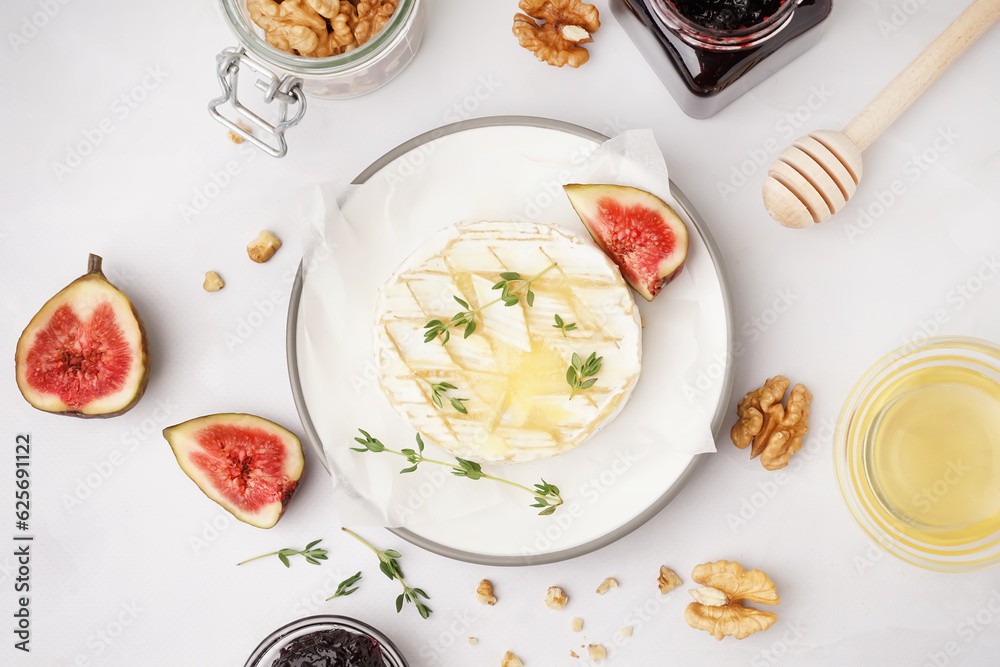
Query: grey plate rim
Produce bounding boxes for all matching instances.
[285,115,735,566]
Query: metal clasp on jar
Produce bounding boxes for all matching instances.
[208,47,306,158]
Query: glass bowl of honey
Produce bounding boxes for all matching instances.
[836,336,1000,572]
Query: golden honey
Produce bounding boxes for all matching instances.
[864,365,1000,546]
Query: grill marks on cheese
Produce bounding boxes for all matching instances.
[375,222,642,462]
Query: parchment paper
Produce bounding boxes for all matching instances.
[295,127,727,542]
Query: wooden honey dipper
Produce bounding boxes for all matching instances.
[763,0,1000,228]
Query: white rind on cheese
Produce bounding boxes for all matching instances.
[374,221,642,463]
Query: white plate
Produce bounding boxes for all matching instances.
[287,117,734,565]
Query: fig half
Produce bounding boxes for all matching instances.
[163,413,305,529]
[564,184,689,301]
[15,253,149,417]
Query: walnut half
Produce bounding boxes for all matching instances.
[512,0,600,68]
[683,560,780,641]
[731,375,812,470]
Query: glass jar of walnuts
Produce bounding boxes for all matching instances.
[210,0,424,156]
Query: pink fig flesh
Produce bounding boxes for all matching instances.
[163,413,305,529]
[14,254,149,417]
[563,184,689,301]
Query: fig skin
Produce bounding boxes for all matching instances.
[163,413,305,529]
[14,254,150,418]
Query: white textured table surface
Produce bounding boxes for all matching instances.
[2,1,999,665]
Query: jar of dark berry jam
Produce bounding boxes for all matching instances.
[612,0,833,118]
[245,615,408,667]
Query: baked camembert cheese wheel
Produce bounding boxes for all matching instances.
[374,221,642,462]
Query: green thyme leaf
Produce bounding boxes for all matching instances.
[326,571,363,600]
[567,351,603,399]
[351,429,565,515]
[417,375,471,415]
[553,314,578,334]
[237,539,329,568]
[423,264,555,344]
[341,528,433,620]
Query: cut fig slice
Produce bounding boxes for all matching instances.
[163,413,305,529]
[563,184,689,301]
[14,253,149,417]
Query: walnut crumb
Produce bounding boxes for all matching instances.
[203,271,224,292]
[501,650,524,667]
[595,577,618,595]
[570,651,579,658]
[621,626,633,637]
[247,230,282,263]
[477,579,498,606]
[658,565,682,594]
[468,637,478,645]
[545,586,568,610]
[586,644,607,660]
[228,120,252,144]
[570,617,583,632]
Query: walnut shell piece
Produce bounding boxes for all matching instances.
[730,375,812,470]
[684,560,780,641]
[512,0,600,68]
[247,230,282,263]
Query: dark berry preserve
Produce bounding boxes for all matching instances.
[612,0,833,118]
[272,628,384,667]
[245,616,408,667]
[671,0,786,31]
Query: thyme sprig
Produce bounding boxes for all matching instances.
[553,314,578,335]
[326,571,363,600]
[236,539,328,567]
[342,528,431,619]
[566,352,603,399]
[423,263,557,345]
[416,375,469,414]
[351,429,564,515]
